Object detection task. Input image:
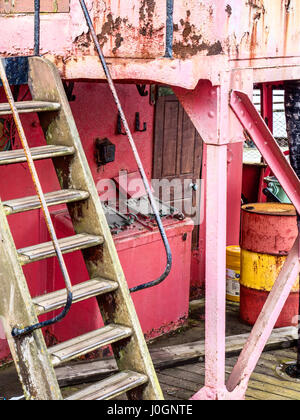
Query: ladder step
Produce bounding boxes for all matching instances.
[0,101,60,116]
[0,145,75,165]
[50,325,133,366]
[66,371,148,400]
[3,189,89,215]
[33,278,119,315]
[17,234,104,265]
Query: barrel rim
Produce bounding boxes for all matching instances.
[241,203,296,217]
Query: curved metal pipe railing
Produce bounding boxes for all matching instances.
[79,0,172,293]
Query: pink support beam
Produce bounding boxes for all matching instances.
[191,144,228,400]
[227,237,300,396]
[230,90,300,215]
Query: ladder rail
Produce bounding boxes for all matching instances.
[79,0,172,293]
[0,59,73,337]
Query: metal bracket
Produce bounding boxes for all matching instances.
[117,112,127,135]
[136,84,148,97]
[135,112,147,132]
[63,81,76,102]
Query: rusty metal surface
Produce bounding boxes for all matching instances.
[241,203,298,255]
[0,1,299,85]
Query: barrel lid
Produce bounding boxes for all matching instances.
[226,245,241,256]
[242,203,296,217]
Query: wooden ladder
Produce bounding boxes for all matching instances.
[0,56,163,401]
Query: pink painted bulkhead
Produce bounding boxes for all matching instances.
[0,1,299,86]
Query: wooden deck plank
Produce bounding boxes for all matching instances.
[158,372,200,393]
[55,326,297,386]
[244,387,292,400]
[158,347,300,400]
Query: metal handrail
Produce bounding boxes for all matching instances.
[79,0,172,293]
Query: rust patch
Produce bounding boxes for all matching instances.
[246,0,265,12]
[74,13,129,56]
[173,10,223,59]
[113,33,124,54]
[74,32,92,55]
[225,4,232,16]
[97,14,127,49]
[139,0,155,22]
[247,0,265,61]
[283,2,291,55]
[139,0,156,37]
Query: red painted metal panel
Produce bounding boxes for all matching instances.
[47,210,193,344]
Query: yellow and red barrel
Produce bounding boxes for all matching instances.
[226,246,241,302]
[240,203,299,328]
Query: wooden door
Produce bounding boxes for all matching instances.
[153,91,203,248]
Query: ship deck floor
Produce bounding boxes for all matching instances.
[158,347,300,401]
[1,302,300,400]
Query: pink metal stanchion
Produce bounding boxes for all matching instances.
[190,144,228,400]
[181,87,300,400]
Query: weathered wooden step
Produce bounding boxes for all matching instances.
[0,100,60,116]
[0,145,74,165]
[49,325,132,367]
[65,371,148,400]
[3,189,89,215]
[17,234,104,265]
[33,278,119,315]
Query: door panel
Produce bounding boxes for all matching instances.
[153,92,203,249]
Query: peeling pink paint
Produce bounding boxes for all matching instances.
[0,0,299,85]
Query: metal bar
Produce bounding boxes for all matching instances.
[261,84,274,132]
[230,90,300,214]
[79,0,172,293]
[191,144,227,400]
[0,59,73,337]
[165,0,174,58]
[257,84,273,203]
[226,237,300,395]
[34,0,40,56]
